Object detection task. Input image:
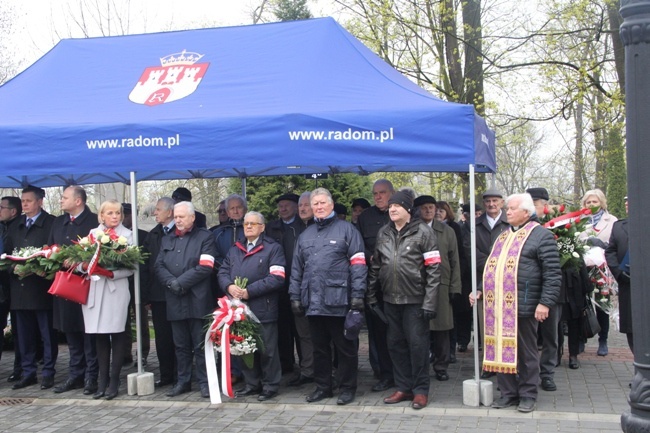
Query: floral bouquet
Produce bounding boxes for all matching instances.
[0,244,64,280]
[584,246,618,314]
[203,289,264,403]
[541,207,592,270]
[58,228,147,274]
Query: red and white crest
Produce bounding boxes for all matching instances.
[129,50,209,106]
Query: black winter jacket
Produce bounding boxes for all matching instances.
[488,223,562,317]
[289,216,367,317]
[367,219,441,312]
[155,227,217,320]
[218,235,286,323]
[142,223,174,303]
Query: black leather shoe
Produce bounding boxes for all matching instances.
[41,376,55,390]
[371,378,395,392]
[541,377,557,391]
[105,389,119,400]
[7,373,21,383]
[288,375,314,387]
[517,397,536,413]
[92,389,106,399]
[491,396,519,409]
[337,390,355,405]
[435,370,449,381]
[83,379,98,395]
[306,388,333,403]
[166,383,191,397]
[53,377,85,394]
[155,379,174,388]
[257,390,278,401]
[235,386,262,397]
[200,385,210,398]
[457,344,467,353]
[569,356,580,369]
[12,375,37,390]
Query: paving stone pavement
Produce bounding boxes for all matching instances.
[0,325,633,432]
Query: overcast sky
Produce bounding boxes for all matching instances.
[10,0,334,71]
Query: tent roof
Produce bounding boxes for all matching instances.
[0,17,495,188]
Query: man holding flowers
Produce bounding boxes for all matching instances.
[218,211,286,401]
[155,201,217,399]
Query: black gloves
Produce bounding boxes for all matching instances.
[168,280,185,296]
[421,309,437,321]
[350,297,364,311]
[291,300,305,317]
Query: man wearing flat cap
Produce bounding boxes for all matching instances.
[172,187,207,229]
[265,192,306,377]
[462,188,509,376]
[526,187,562,392]
[368,190,441,409]
[414,195,463,376]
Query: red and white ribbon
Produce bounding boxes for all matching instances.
[204,296,245,404]
[0,244,60,261]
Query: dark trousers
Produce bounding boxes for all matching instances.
[497,316,539,400]
[242,321,281,392]
[565,317,581,356]
[308,315,358,393]
[276,293,296,373]
[10,310,22,375]
[125,301,150,361]
[150,301,176,383]
[95,331,128,393]
[453,307,473,347]
[597,308,609,342]
[66,331,98,381]
[364,302,393,380]
[539,303,561,379]
[171,318,207,387]
[385,303,430,395]
[16,309,58,378]
[430,330,451,372]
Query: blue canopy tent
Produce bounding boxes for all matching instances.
[0,17,495,402]
[0,17,494,186]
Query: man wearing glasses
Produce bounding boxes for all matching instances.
[218,211,286,401]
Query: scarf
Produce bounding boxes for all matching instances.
[591,209,604,228]
[482,220,538,374]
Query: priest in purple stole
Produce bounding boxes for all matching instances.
[470,193,561,413]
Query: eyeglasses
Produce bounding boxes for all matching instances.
[243,222,263,227]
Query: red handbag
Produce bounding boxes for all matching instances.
[48,269,90,305]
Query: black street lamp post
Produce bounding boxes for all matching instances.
[620,1,650,431]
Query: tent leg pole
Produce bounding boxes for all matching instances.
[127,171,154,395]
[462,164,493,407]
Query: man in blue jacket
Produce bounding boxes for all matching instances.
[289,188,367,406]
[219,211,286,401]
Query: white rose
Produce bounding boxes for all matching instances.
[79,237,90,246]
[117,236,128,245]
[100,235,111,243]
[572,252,580,258]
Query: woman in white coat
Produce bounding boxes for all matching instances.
[580,189,618,356]
[80,200,133,400]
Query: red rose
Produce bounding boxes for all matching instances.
[543,206,550,215]
[559,204,566,212]
[565,223,571,229]
[549,221,555,228]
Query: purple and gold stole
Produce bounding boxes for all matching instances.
[482,220,538,374]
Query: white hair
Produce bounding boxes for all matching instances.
[506,193,535,215]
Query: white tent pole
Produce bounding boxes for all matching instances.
[129,172,143,374]
[469,164,480,382]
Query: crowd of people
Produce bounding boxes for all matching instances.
[0,182,631,412]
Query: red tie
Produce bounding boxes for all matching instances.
[70,216,76,222]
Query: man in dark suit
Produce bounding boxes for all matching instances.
[49,185,99,395]
[141,197,177,387]
[5,185,57,390]
[0,196,23,382]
